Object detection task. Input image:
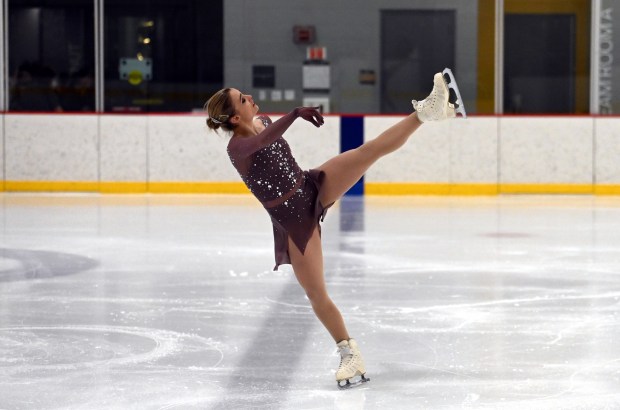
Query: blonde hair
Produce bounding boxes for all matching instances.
[204,88,236,132]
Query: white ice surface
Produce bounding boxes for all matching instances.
[1,194,620,409]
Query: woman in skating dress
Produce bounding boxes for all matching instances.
[205,70,463,388]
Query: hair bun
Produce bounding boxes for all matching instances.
[206,117,221,130]
[204,88,234,133]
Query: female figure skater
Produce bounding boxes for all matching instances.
[205,71,462,388]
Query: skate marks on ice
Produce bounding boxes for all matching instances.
[344,273,620,407]
[0,324,228,408]
[0,325,224,374]
[209,278,319,410]
[352,324,620,408]
[2,194,620,408]
[0,248,99,282]
[331,203,620,407]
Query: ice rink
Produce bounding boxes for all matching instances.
[1,193,620,409]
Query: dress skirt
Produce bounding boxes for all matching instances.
[266,169,332,270]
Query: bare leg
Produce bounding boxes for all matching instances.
[317,112,422,206]
[290,112,422,341]
[288,227,349,342]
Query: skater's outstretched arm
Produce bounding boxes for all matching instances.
[229,107,324,158]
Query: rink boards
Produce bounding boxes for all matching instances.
[1,113,620,195]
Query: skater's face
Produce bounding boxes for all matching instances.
[230,88,259,124]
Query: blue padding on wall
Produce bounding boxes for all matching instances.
[340,116,364,196]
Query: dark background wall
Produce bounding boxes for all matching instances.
[223,0,479,113]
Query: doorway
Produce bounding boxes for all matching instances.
[504,14,575,113]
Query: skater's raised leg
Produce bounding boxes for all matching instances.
[316,112,422,206]
[317,71,456,206]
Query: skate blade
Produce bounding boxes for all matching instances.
[442,68,467,118]
[337,374,370,390]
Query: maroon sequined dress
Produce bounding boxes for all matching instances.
[227,111,331,270]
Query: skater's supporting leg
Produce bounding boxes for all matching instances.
[317,112,422,206]
[289,229,369,386]
[288,227,350,342]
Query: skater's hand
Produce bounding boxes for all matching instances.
[295,107,324,127]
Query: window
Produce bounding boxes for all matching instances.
[4,1,609,115]
[8,0,95,112]
[503,0,590,114]
[104,0,223,112]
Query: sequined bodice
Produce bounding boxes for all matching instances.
[229,136,303,205]
[243,138,302,202]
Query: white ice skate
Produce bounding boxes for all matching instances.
[336,339,369,389]
[412,68,467,122]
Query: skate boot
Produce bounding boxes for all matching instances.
[412,68,467,122]
[335,339,370,389]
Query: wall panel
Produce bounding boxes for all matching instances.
[0,114,618,195]
[450,117,498,185]
[365,116,451,184]
[284,115,340,171]
[5,114,98,190]
[99,115,148,192]
[0,115,4,190]
[499,117,594,193]
[595,118,620,193]
[148,115,237,184]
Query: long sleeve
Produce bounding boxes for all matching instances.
[227,108,299,159]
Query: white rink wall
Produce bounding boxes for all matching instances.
[364,116,500,185]
[365,115,619,194]
[596,118,620,185]
[6,114,99,183]
[2,113,620,194]
[2,113,340,193]
[0,115,4,184]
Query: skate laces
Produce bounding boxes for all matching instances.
[412,73,453,122]
[337,345,357,373]
[338,346,352,358]
[420,81,445,110]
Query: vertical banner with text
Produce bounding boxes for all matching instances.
[599,1,619,113]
